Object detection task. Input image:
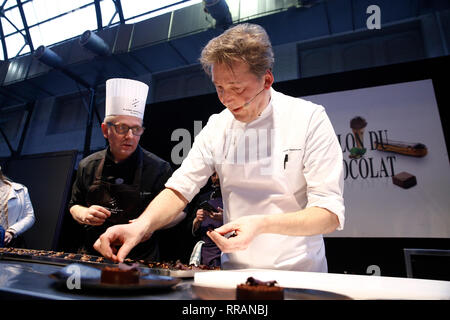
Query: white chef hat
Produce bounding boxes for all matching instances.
[105,78,149,120]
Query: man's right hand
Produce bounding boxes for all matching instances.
[71,205,111,226]
[193,209,207,230]
[93,188,188,262]
[93,222,149,262]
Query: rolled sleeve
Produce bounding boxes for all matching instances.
[165,116,217,202]
[303,108,345,230]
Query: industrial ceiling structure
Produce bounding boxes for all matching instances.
[0,0,449,158]
[0,0,216,108]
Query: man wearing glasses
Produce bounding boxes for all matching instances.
[68,78,177,260]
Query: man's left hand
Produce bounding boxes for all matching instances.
[206,215,263,253]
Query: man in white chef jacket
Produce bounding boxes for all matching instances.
[94,23,345,272]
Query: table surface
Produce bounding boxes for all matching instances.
[0,260,195,300]
[1,260,449,300]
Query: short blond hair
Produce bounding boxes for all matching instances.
[200,23,274,78]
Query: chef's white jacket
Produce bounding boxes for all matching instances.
[166,88,344,272]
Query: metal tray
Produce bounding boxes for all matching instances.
[0,248,117,268]
[0,248,214,278]
[141,266,197,278]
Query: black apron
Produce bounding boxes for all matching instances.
[82,151,159,261]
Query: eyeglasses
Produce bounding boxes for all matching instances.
[106,122,145,136]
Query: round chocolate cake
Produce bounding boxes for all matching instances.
[236,277,284,300]
[100,264,139,285]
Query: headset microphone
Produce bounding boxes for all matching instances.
[242,88,265,108]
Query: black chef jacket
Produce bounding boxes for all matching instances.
[69,145,173,260]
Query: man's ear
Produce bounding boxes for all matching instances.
[101,123,109,139]
[264,69,274,89]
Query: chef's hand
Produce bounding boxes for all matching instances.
[4,231,14,245]
[93,221,150,263]
[82,205,111,226]
[207,215,263,253]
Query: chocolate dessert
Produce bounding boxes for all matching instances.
[392,171,417,189]
[236,277,284,300]
[100,263,140,285]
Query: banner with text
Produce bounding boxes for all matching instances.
[302,79,450,238]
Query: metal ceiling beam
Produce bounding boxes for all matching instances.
[16,0,33,52]
[94,0,103,31]
[113,0,125,24]
[0,3,32,58]
[0,2,8,60]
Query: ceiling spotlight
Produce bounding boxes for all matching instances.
[33,45,64,69]
[79,30,110,56]
[33,45,92,90]
[203,0,232,30]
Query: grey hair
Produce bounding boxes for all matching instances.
[103,115,143,126]
[103,115,118,124]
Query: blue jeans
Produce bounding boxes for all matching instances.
[0,225,5,247]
